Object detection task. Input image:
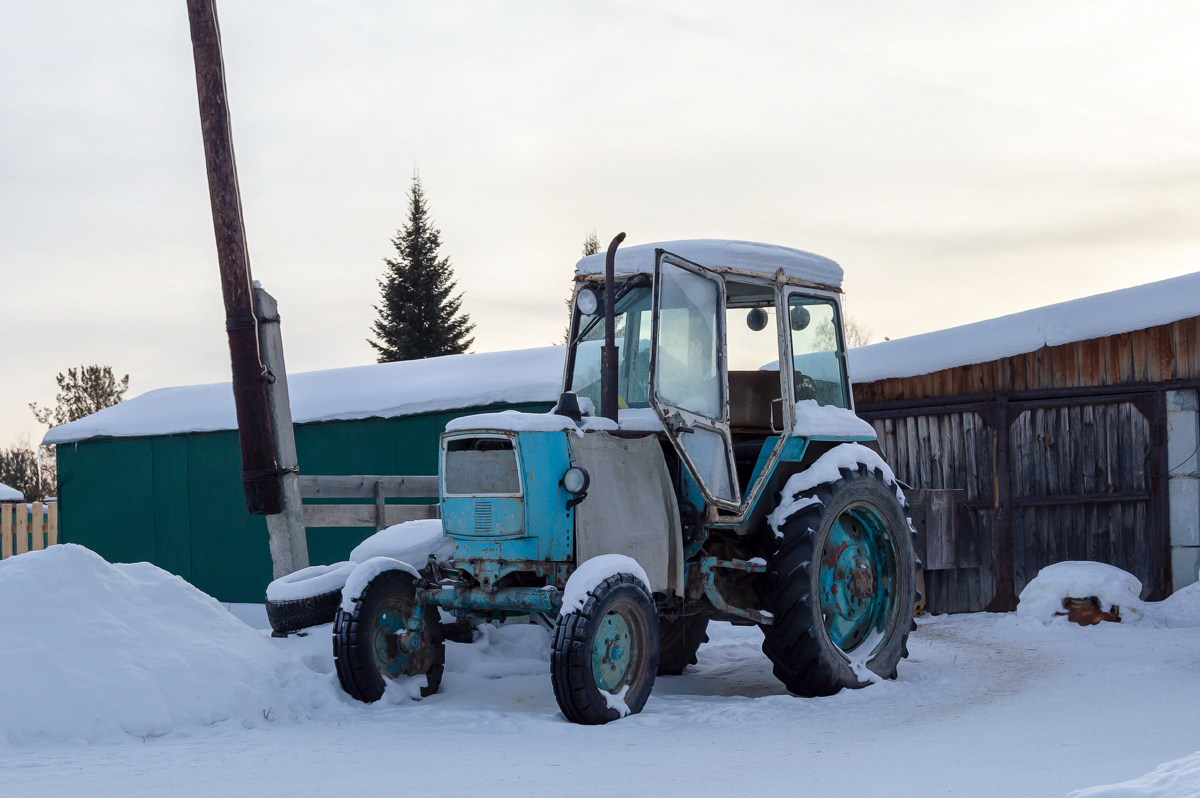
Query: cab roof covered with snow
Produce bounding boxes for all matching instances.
[574,239,843,290]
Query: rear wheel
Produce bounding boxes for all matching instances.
[657,614,709,675]
[761,463,916,696]
[551,573,659,725]
[333,569,444,702]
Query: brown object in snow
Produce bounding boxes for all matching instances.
[1057,596,1121,626]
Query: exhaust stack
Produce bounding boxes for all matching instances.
[600,232,626,423]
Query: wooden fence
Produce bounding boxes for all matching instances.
[1,502,59,560]
[300,475,440,531]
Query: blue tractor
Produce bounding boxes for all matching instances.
[332,237,918,724]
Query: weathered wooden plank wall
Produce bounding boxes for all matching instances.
[855,319,1193,613]
[854,317,1200,405]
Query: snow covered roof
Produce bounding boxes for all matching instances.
[849,270,1200,384]
[0,482,23,502]
[575,239,843,290]
[43,346,566,446]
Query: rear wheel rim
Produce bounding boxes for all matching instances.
[818,501,899,658]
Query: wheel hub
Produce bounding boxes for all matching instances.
[591,610,636,692]
[818,505,897,655]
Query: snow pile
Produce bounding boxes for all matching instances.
[0,481,23,501]
[575,239,843,289]
[1016,561,1144,624]
[1068,750,1200,798]
[766,443,903,537]
[792,399,878,439]
[349,519,454,566]
[1144,582,1200,627]
[0,545,334,745]
[339,557,419,612]
[266,561,357,603]
[560,554,651,616]
[849,270,1200,384]
[43,346,565,445]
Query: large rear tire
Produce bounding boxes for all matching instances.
[761,463,916,697]
[333,569,444,702]
[657,614,709,676]
[551,573,659,725]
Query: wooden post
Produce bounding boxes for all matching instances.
[47,501,58,547]
[31,502,44,550]
[255,286,309,578]
[14,504,28,556]
[1,505,11,560]
[186,0,282,515]
[375,480,386,532]
[986,396,1018,612]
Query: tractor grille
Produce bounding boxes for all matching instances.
[473,501,494,534]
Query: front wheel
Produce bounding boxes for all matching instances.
[333,569,444,702]
[551,573,659,725]
[761,463,916,697]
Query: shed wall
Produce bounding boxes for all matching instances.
[56,402,552,602]
[854,318,1200,614]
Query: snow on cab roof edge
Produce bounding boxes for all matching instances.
[575,239,844,289]
[42,346,566,446]
[848,270,1200,384]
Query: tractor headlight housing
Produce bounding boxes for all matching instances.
[561,466,590,496]
[576,289,599,317]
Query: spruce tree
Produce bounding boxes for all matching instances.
[370,176,474,362]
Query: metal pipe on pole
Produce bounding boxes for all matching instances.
[186,0,283,516]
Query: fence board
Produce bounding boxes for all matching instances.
[302,503,439,528]
[298,475,439,499]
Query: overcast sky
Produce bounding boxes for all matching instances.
[3,1,1199,446]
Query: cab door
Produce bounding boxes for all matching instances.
[649,250,740,511]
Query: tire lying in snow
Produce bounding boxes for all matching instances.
[760,463,917,697]
[657,614,709,676]
[265,561,356,635]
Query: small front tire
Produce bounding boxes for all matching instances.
[551,573,659,725]
[333,569,444,702]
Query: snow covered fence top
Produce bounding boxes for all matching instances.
[43,346,566,446]
[848,270,1200,384]
[575,239,843,290]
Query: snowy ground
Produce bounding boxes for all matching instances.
[2,548,1199,797]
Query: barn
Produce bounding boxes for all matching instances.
[850,271,1200,614]
[43,347,562,602]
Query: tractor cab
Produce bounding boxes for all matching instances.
[565,241,861,519]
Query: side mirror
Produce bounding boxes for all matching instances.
[746,308,768,331]
[790,305,811,332]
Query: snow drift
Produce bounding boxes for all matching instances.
[1068,750,1200,798]
[0,545,335,745]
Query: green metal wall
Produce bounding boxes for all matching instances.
[55,402,552,603]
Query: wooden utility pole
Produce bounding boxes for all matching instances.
[187,0,282,516]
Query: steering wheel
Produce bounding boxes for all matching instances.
[796,373,817,401]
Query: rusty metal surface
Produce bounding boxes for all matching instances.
[418,585,561,614]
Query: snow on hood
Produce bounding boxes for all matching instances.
[848,270,1200,384]
[0,482,23,502]
[43,346,566,445]
[575,239,843,289]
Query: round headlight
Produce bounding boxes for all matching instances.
[562,466,590,495]
[576,289,599,316]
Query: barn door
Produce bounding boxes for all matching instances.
[1007,394,1166,599]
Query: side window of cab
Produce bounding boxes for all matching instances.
[787,294,850,410]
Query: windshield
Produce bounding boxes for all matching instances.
[566,284,653,411]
